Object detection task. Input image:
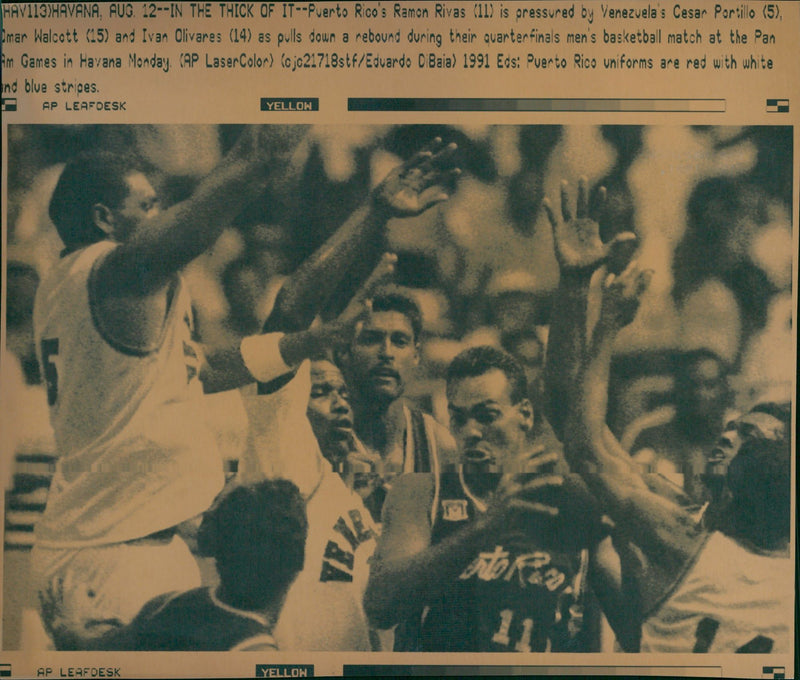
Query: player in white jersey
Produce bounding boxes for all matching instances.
[33,131,459,649]
[242,258,394,651]
[564,250,793,653]
[32,128,309,649]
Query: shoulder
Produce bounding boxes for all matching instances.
[36,242,115,310]
[382,473,436,529]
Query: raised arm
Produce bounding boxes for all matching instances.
[542,178,637,441]
[201,253,397,393]
[263,138,460,333]
[569,262,708,616]
[96,126,305,297]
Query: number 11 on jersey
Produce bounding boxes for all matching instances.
[492,608,535,652]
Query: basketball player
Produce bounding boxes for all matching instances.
[246,259,396,651]
[30,127,312,649]
[32,130,459,649]
[364,345,606,652]
[567,257,794,654]
[338,286,457,522]
[43,479,307,651]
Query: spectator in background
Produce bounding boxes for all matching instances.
[621,349,734,500]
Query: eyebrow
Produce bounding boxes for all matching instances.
[448,400,500,411]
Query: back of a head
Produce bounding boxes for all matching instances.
[726,437,790,549]
[49,151,142,250]
[370,286,423,342]
[446,345,528,405]
[198,479,308,611]
[748,401,792,439]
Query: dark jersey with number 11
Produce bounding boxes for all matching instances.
[397,470,600,652]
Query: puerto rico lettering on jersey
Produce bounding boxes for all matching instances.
[459,545,567,591]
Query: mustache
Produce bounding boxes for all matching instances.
[369,366,401,380]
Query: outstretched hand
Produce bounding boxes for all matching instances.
[484,445,564,522]
[543,177,637,275]
[373,138,461,217]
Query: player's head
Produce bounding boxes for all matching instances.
[49,151,159,249]
[446,345,533,469]
[307,357,354,466]
[675,349,732,424]
[343,286,421,405]
[707,401,790,472]
[725,436,791,549]
[197,479,307,613]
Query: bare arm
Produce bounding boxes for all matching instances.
[570,263,707,616]
[97,126,303,297]
[263,139,459,333]
[201,253,397,393]
[542,179,637,441]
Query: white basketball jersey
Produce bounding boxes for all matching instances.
[641,531,793,653]
[241,365,378,650]
[33,241,224,547]
[274,466,378,651]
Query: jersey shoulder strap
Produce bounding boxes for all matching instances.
[406,406,444,474]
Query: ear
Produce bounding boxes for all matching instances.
[517,398,534,433]
[333,344,350,370]
[91,203,115,236]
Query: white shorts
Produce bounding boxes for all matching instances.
[32,533,201,649]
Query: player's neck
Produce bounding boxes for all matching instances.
[353,396,404,453]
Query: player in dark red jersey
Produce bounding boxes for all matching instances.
[364,344,607,652]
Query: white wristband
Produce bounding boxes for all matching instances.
[240,332,294,383]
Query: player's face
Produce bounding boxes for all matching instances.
[706,410,785,473]
[307,360,354,464]
[111,172,160,241]
[348,310,418,403]
[447,368,533,469]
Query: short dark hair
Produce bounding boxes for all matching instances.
[446,345,528,405]
[49,151,144,249]
[748,401,792,437]
[197,479,308,611]
[726,437,790,548]
[370,286,423,342]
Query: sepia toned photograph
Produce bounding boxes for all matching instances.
[2,123,793,662]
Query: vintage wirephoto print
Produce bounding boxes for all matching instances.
[1,1,797,678]
[3,123,794,670]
